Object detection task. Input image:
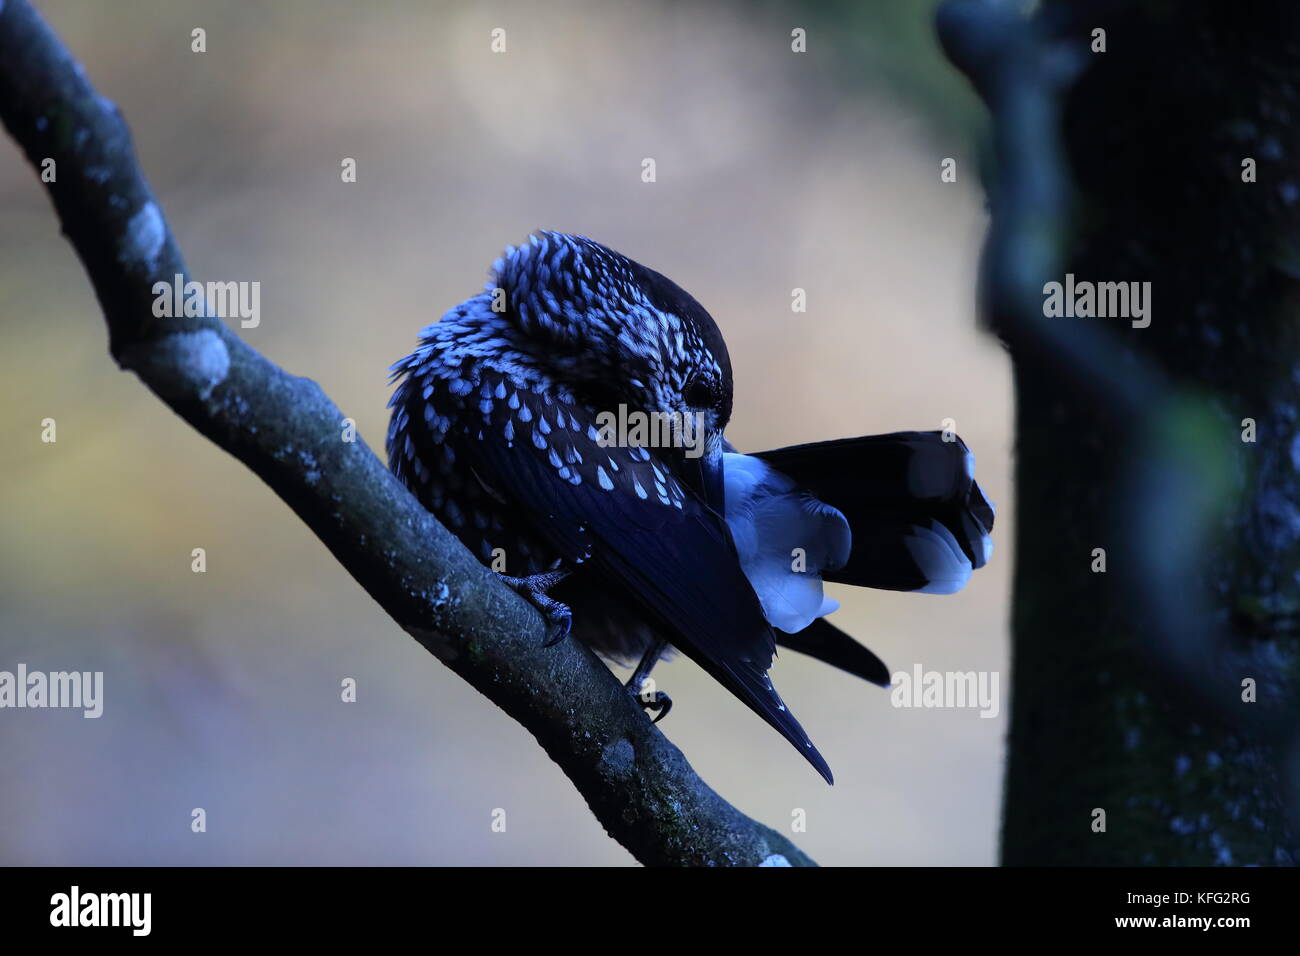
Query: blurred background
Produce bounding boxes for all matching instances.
[0,0,1009,864]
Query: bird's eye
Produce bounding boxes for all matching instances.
[682,378,714,409]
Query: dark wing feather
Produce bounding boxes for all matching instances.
[775,618,891,687]
[451,370,833,783]
[755,431,994,590]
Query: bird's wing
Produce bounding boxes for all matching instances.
[447,368,833,783]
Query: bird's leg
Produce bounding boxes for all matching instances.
[498,568,572,647]
[625,638,672,723]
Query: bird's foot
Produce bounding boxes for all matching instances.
[498,569,572,647]
[626,676,673,724]
[625,637,672,722]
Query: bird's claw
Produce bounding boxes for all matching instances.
[642,690,672,723]
[628,679,673,723]
[498,570,572,647]
[540,605,572,647]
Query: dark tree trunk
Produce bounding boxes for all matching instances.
[944,0,1300,865]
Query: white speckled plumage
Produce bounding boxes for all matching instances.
[386,232,995,784]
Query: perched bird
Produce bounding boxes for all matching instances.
[387,232,994,783]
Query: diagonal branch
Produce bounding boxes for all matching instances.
[0,0,813,867]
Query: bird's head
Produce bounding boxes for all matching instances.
[490,232,733,426]
[488,228,733,509]
[489,232,734,506]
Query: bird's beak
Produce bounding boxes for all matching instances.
[702,441,725,516]
[679,435,725,517]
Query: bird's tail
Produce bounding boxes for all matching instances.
[754,431,995,594]
[774,617,892,687]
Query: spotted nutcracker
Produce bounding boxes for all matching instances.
[387,232,994,783]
